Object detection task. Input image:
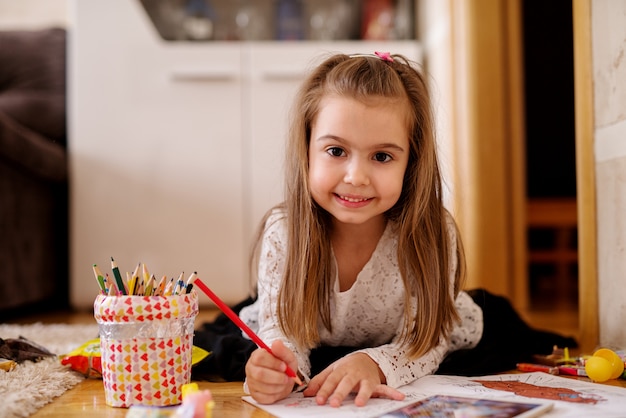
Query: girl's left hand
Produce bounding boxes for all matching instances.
[303,353,405,407]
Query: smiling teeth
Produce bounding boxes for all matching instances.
[340,195,368,203]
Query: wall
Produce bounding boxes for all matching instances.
[7,0,625,339]
[0,0,68,29]
[591,0,626,348]
[415,0,457,209]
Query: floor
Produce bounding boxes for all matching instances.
[7,301,580,344]
[7,305,221,328]
[521,305,579,341]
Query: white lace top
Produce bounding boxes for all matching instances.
[239,208,483,388]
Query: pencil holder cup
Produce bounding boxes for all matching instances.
[94,293,198,408]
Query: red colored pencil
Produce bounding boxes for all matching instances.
[193,278,302,386]
[516,363,559,375]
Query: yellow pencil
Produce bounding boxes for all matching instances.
[142,263,151,283]
[163,278,175,296]
[127,271,136,295]
[145,274,155,296]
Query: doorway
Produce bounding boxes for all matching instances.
[522,1,578,318]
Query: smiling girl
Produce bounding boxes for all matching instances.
[239,52,483,407]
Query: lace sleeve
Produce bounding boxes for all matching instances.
[358,290,482,388]
[250,209,313,380]
[359,335,450,388]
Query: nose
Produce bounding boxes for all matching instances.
[343,158,370,186]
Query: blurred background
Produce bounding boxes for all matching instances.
[1,0,625,352]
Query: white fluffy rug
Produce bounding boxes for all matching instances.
[0,323,99,418]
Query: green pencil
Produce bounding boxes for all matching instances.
[110,257,127,295]
[92,264,106,294]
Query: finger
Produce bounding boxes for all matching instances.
[303,367,330,397]
[370,384,406,401]
[270,340,298,371]
[246,369,291,404]
[247,364,290,387]
[353,380,376,407]
[249,386,288,405]
[328,375,365,408]
[249,348,289,374]
[270,340,292,360]
[310,369,344,405]
[268,340,302,381]
[319,372,357,407]
[246,350,290,388]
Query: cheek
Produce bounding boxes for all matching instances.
[308,165,329,195]
[307,160,322,194]
[308,155,332,186]
[388,181,404,202]
[382,167,407,200]
[308,173,328,208]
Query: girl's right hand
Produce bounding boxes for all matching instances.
[245,340,299,404]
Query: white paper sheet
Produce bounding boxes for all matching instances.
[243,372,626,418]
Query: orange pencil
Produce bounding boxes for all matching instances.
[107,279,118,296]
[154,275,167,296]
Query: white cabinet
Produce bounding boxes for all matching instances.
[69,0,421,309]
[70,0,247,308]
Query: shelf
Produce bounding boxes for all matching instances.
[138,0,416,42]
[527,198,578,308]
[527,198,578,227]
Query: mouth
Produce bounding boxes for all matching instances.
[335,194,373,203]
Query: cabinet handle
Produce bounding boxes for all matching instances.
[169,70,238,82]
[260,70,304,81]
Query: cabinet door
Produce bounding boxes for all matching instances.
[246,43,319,239]
[246,41,422,238]
[70,0,247,308]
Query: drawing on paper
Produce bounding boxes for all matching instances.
[473,380,605,404]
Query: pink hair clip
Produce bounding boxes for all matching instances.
[349,52,395,63]
[374,51,394,62]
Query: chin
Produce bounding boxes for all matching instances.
[331,212,385,226]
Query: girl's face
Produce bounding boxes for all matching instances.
[308,95,410,227]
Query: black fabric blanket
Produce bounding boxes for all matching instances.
[192,289,577,382]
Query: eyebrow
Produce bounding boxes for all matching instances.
[315,134,406,153]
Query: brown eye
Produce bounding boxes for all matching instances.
[327,147,345,157]
[374,152,392,162]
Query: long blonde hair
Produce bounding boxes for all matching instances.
[251,53,466,359]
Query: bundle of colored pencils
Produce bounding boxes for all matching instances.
[92,258,196,297]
